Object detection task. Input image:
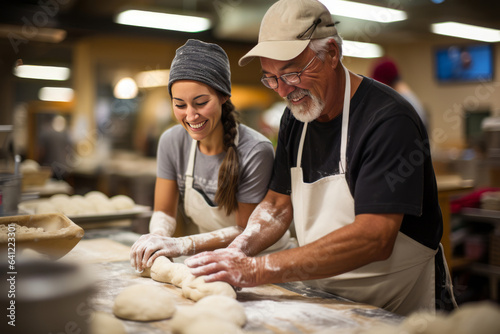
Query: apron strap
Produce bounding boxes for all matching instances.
[339,64,350,174]
[185,139,197,187]
[296,122,309,168]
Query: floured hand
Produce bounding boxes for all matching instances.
[185,248,261,287]
[130,234,193,272]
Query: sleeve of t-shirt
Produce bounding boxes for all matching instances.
[237,141,275,203]
[353,115,424,216]
[156,126,181,180]
[269,111,293,195]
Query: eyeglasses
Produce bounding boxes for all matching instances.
[261,56,317,89]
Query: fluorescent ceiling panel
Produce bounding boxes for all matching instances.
[431,22,500,43]
[14,65,70,81]
[39,87,74,102]
[320,0,407,23]
[343,40,384,58]
[136,69,170,88]
[116,10,211,33]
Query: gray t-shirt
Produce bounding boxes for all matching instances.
[157,124,274,206]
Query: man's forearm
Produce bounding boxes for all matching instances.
[229,196,293,256]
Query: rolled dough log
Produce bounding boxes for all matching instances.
[140,256,236,301]
[182,276,236,301]
[112,284,176,321]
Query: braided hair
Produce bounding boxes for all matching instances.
[215,98,240,215]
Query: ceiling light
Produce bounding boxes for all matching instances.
[115,10,211,33]
[114,77,138,99]
[39,87,74,102]
[136,69,170,88]
[320,0,407,23]
[343,40,384,58]
[431,22,500,43]
[14,65,70,81]
[0,24,66,43]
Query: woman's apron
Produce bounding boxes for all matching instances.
[290,65,438,316]
[183,136,291,253]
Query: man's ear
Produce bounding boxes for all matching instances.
[327,38,341,69]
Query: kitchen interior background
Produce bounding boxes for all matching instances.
[0,0,500,306]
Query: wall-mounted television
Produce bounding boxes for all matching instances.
[434,44,494,83]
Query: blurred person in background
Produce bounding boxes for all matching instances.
[370,57,428,129]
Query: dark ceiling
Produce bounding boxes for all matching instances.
[0,0,499,69]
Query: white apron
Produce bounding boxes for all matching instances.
[290,65,437,316]
[183,138,291,253]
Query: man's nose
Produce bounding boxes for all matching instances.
[275,81,296,98]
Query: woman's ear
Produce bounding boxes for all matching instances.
[220,95,230,104]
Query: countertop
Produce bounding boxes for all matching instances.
[61,229,403,334]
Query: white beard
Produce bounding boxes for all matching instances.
[285,88,324,123]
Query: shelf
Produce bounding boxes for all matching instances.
[458,208,500,224]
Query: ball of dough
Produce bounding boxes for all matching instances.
[20,159,40,173]
[182,276,236,302]
[90,312,126,334]
[113,284,176,321]
[110,195,135,211]
[180,318,243,334]
[50,194,72,207]
[195,295,246,326]
[70,195,95,214]
[35,201,59,214]
[85,191,109,202]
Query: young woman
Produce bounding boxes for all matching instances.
[131,39,291,271]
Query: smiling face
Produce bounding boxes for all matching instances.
[171,80,227,146]
[260,41,343,123]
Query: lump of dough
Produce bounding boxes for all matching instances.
[151,256,194,287]
[84,191,109,202]
[110,195,135,211]
[178,318,243,334]
[138,256,236,301]
[182,276,236,301]
[113,284,176,321]
[35,201,59,214]
[20,159,40,173]
[70,195,95,214]
[171,296,245,334]
[90,312,126,334]
[50,194,72,207]
[193,295,246,326]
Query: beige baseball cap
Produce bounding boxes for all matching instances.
[239,0,338,66]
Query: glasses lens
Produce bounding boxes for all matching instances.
[261,77,278,89]
[281,73,300,86]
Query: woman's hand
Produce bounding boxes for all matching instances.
[130,234,193,272]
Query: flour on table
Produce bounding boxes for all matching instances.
[90,312,126,334]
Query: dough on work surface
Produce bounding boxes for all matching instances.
[110,194,135,210]
[140,256,236,301]
[90,312,126,334]
[112,284,176,321]
[151,256,195,287]
[182,276,236,301]
[170,296,246,333]
[177,318,243,334]
[35,201,59,214]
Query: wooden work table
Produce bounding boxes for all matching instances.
[60,229,403,333]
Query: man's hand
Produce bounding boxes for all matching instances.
[185,248,261,287]
[130,234,193,272]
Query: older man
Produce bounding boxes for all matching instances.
[186,0,455,315]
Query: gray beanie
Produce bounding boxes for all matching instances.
[168,39,231,97]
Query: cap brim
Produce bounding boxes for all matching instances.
[238,40,310,66]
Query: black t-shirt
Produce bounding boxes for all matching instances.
[270,77,443,250]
